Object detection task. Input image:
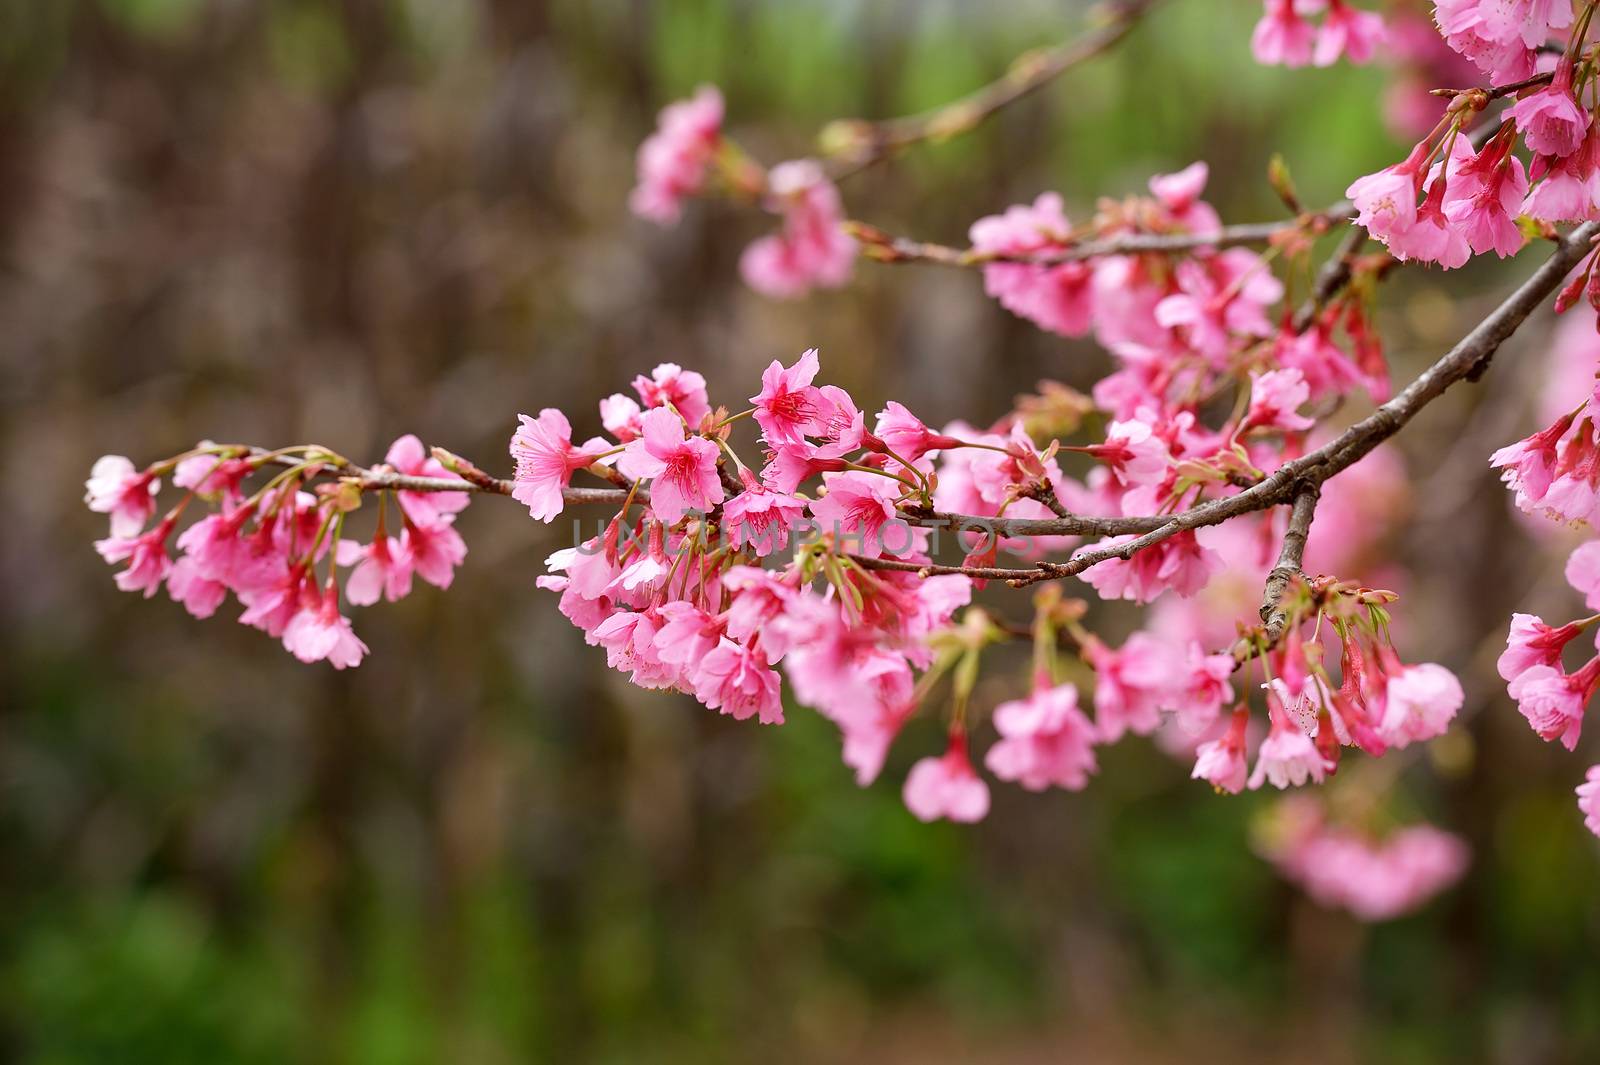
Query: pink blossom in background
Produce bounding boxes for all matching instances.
[1314,0,1387,67]
[985,681,1099,792]
[629,85,724,224]
[633,363,712,427]
[1262,799,1470,920]
[739,160,856,299]
[1252,0,1317,67]
[1578,765,1600,837]
[903,735,991,823]
[1147,162,1222,236]
[694,638,784,724]
[1241,368,1316,435]
[969,192,1095,337]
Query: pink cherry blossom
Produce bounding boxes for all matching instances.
[1490,408,1579,512]
[1078,530,1222,603]
[721,470,808,556]
[985,680,1099,792]
[1442,137,1529,259]
[1192,706,1251,794]
[1346,141,1427,245]
[622,407,724,523]
[600,394,644,442]
[86,455,158,537]
[629,85,723,224]
[1498,613,1584,683]
[739,160,856,299]
[1509,63,1590,158]
[653,602,726,670]
[1085,633,1177,741]
[1252,0,1316,67]
[1148,162,1222,236]
[402,516,466,589]
[1241,368,1315,434]
[1313,1,1386,66]
[1248,703,1331,790]
[1379,662,1463,747]
[282,581,368,669]
[173,446,252,501]
[1578,765,1600,838]
[167,555,228,619]
[751,348,830,446]
[510,409,612,523]
[1507,658,1600,750]
[385,434,470,526]
[874,401,962,462]
[809,471,905,559]
[903,734,991,823]
[237,564,309,638]
[632,363,711,427]
[968,192,1094,337]
[1172,644,1236,735]
[337,533,413,606]
[95,518,174,598]
[1567,540,1600,610]
[1154,250,1283,361]
[694,638,784,724]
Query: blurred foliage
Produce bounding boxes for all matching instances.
[2,0,1599,1062]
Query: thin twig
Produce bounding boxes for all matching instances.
[824,0,1162,180]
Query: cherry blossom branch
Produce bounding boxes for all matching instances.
[865,221,1600,586]
[1249,485,1319,656]
[847,206,1354,268]
[822,0,1162,180]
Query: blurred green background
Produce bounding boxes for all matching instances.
[3,0,1599,1061]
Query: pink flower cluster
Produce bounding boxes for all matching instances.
[1493,302,1600,837]
[628,88,854,299]
[1259,797,1470,921]
[89,435,471,668]
[1433,0,1573,84]
[1252,0,1388,68]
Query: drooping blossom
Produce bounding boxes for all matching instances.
[739,160,856,299]
[1442,135,1529,259]
[1378,662,1463,747]
[95,519,174,598]
[1249,701,1331,790]
[1252,0,1316,67]
[1510,62,1591,159]
[166,555,228,619]
[403,516,467,590]
[1490,408,1580,513]
[622,406,725,523]
[1313,1,1387,66]
[1346,140,1428,245]
[985,680,1098,792]
[385,435,470,526]
[1240,368,1316,434]
[1078,530,1222,603]
[600,394,645,442]
[903,734,991,823]
[1566,540,1600,610]
[1192,706,1251,794]
[1154,250,1283,361]
[1085,633,1178,741]
[85,455,158,537]
[874,401,962,463]
[1508,658,1600,751]
[337,533,413,606]
[282,581,368,669]
[1498,613,1585,683]
[1147,161,1223,236]
[629,85,724,224]
[695,638,785,724]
